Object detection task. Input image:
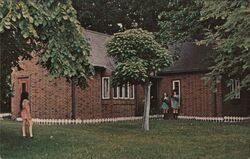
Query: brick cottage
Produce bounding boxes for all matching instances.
[11,30,250,119]
[157,43,250,117]
[12,30,139,119]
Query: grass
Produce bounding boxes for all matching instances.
[0,119,249,159]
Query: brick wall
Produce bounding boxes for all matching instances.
[100,70,136,118]
[102,100,135,118]
[135,85,145,116]
[11,55,137,119]
[215,82,223,116]
[76,74,102,119]
[221,82,250,116]
[12,55,72,119]
[12,56,249,119]
[159,72,216,117]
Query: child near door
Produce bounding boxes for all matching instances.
[171,90,180,119]
[161,92,170,119]
[21,99,33,138]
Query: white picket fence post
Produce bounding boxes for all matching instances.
[27,114,250,125]
[177,115,250,123]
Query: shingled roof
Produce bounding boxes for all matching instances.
[84,31,213,74]
[84,30,115,71]
[158,42,214,75]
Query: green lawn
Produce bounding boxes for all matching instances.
[0,120,249,159]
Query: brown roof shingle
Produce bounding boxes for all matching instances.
[85,30,115,70]
[158,42,214,75]
[85,31,213,74]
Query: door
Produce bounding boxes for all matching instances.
[18,77,30,111]
[150,78,160,114]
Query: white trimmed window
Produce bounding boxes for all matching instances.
[113,87,118,99]
[118,86,124,99]
[172,80,181,102]
[102,77,110,99]
[230,79,240,99]
[129,84,135,99]
[113,83,135,99]
[124,83,129,99]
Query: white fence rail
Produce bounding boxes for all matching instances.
[178,116,250,123]
[6,114,250,125]
[0,113,11,118]
[17,115,163,125]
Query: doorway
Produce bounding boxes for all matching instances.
[18,77,30,112]
[150,78,160,115]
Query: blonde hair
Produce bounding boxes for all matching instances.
[22,99,29,108]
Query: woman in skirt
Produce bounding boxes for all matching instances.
[171,90,180,119]
[161,92,170,119]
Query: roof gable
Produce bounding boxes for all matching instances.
[84,30,115,70]
[159,42,214,75]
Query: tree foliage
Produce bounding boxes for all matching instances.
[0,0,93,84]
[73,0,171,34]
[157,0,205,47]
[106,28,172,85]
[106,29,172,130]
[157,0,250,97]
[0,0,93,110]
[200,0,250,95]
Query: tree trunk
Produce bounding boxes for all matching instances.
[142,82,152,131]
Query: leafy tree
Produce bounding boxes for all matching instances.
[157,0,204,47]
[157,0,250,98]
[199,0,250,98]
[73,0,170,34]
[106,29,172,131]
[0,30,33,112]
[0,0,93,111]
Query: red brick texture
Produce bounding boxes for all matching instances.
[100,70,136,118]
[221,82,250,116]
[11,57,249,119]
[11,56,136,119]
[158,72,250,117]
[12,56,72,119]
[102,100,135,118]
[159,72,216,117]
[76,74,102,119]
[134,85,146,116]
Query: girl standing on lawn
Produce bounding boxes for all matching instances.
[21,99,33,138]
[161,92,170,119]
[171,90,180,120]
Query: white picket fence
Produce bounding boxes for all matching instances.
[0,113,11,118]
[26,114,163,125]
[178,116,250,123]
[10,114,250,125]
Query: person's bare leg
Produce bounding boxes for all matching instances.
[174,109,178,119]
[173,109,176,119]
[165,109,168,119]
[29,120,33,137]
[22,121,26,137]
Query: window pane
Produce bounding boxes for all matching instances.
[102,77,110,99]
[129,85,134,99]
[174,82,179,95]
[229,79,241,99]
[172,80,181,103]
[119,86,123,98]
[230,79,235,93]
[105,79,108,97]
[113,87,118,98]
[22,83,26,93]
[235,80,240,99]
[125,84,129,98]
